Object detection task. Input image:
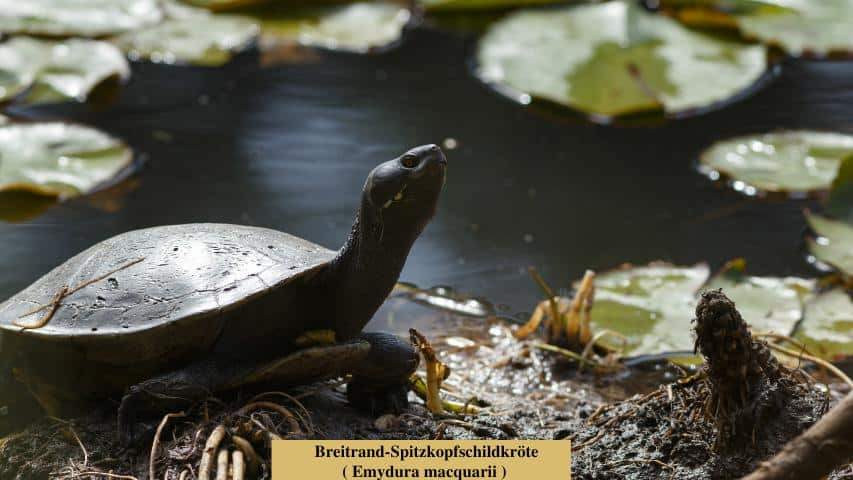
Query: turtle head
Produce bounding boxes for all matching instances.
[361,144,447,244]
[329,145,446,339]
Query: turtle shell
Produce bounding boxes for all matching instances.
[0,224,336,368]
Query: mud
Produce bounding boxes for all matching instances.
[0,312,849,480]
[572,291,850,480]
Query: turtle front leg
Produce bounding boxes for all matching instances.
[346,332,419,414]
[117,361,217,446]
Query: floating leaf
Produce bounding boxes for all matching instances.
[0,123,132,198]
[806,212,853,277]
[795,288,853,360]
[0,37,130,105]
[705,259,813,335]
[0,0,163,37]
[699,131,853,194]
[180,0,269,11]
[420,0,567,11]
[114,6,259,66]
[661,0,853,56]
[475,1,768,119]
[826,154,853,222]
[585,262,710,355]
[250,2,411,53]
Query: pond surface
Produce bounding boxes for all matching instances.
[2,25,852,324]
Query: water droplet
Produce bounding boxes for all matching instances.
[523,233,534,244]
[442,138,459,150]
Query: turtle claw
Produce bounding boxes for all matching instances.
[347,381,409,415]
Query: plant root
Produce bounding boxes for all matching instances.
[198,425,226,480]
[149,412,185,480]
[214,448,228,480]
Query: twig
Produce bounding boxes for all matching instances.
[532,343,599,368]
[149,412,186,480]
[238,402,302,434]
[764,342,853,388]
[248,391,313,434]
[572,430,604,452]
[14,257,145,329]
[14,287,68,329]
[66,424,88,467]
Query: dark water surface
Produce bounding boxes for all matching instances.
[2,26,852,322]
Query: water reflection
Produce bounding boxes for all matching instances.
[0,29,851,320]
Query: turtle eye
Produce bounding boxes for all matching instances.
[400,154,419,169]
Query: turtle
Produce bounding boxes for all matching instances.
[0,144,447,443]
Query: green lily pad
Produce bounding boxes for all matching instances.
[180,0,269,11]
[586,262,710,355]
[0,0,163,37]
[806,212,853,277]
[660,0,853,57]
[420,0,566,12]
[705,260,814,335]
[699,131,853,194]
[251,2,411,53]
[475,0,768,119]
[0,37,130,105]
[114,5,259,66]
[795,288,853,360]
[0,123,133,198]
[737,1,853,57]
[826,154,853,222]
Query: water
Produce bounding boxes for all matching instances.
[2,26,852,323]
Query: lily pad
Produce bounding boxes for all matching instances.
[251,2,411,53]
[0,37,130,105]
[699,131,853,194]
[661,0,853,56]
[806,212,853,277]
[586,262,710,355]
[705,259,813,335]
[0,0,163,37]
[180,0,268,11]
[0,123,133,198]
[114,6,259,66]
[475,0,768,119]
[826,154,853,222]
[795,288,853,360]
[420,0,567,11]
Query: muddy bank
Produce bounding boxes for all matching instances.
[1,311,849,479]
[0,319,602,479]
[572,291,850,480]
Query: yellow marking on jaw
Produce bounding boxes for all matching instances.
[381,185,408,209]
[294,329,337,347]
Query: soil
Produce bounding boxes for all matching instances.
[0,312,849,480]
